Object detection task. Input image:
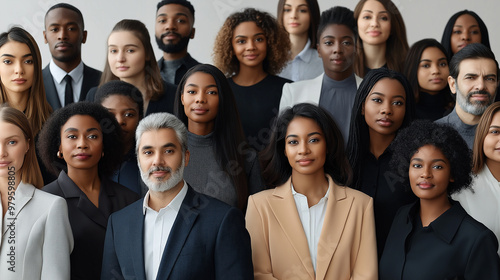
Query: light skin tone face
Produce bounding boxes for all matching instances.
[43,7,86,71]
[0,41,34,97]
[232,21,267,71]
[0,121,28,181]
[138,128,189,192]
[59,115,103,173]
[417,47,449,95]
[107,31,146,83]
[155,4,194,50]
[285,117,327,177]
[451,14,481,54]
[449,58,498,118]
[409,145,453,203]
[317,24,356,81]
[181,72,219,135]
[100,95,140,151]
[362,78,406,137]
[282,0,310,36]
[357,0,391,46]
[483,112,500,169]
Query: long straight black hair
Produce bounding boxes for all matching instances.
[174,64,250,209]
[346,68,415,189]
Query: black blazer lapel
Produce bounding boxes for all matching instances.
[42,66,62,110]
[155,186,199,279]
[80,64,102,101]
[129,202,147,279]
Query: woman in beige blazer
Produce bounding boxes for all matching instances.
[247,103,377,279]
[0,106,72,279]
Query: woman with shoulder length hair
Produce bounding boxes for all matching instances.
[453,102,500,255]
[213,8,292,151]
[380,120,500,279]
[276,0,323,81]
[346,67,417,256]
[0,27,52,136]
[353,0,409,78]
[441,10,490,60]
[86,19,176,116]
[0,105,72,280]
[38,102,139,280]
[248,103,377,279]
[404,38,454,121]
[174,63,263,210]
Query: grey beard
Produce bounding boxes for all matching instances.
[140,157,185,192]
[455,85,492,116]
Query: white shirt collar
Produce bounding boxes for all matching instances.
[142,181,188,214]
[49,59,84,84]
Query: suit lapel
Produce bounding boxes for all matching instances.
[2,182,34,235]
[269,178,315,279]
[155,187,199,280]
[312,74,324,103]
[315,176,353,279]
[129,202,147,280]
[80,65,92,101]
[42,66,62,110]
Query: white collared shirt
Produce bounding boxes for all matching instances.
[278,39,324,82]
[49,60,84,105]
[291,183,330,271]
[143,181,188,280]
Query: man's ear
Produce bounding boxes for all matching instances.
[82,30,87,44]
[43,31,48,44]
[184,150,190,166]
[448,76,457,95]
[190,28,195,39]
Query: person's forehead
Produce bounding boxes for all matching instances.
[458,58,497,75]
[157,3,193,20]
[139,128,180,148]
[45,7,83,26]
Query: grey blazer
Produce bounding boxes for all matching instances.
[0,182,73,280]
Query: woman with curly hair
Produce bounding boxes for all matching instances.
[276,0,323,81]
[174,64,264,210]
[453,102,500,255]
[380,120,500,279]
[38,102,139,280]
[353,0,409,78]
[86,19,177,116]
[403,39,454,121]
[213,8,292,151]
[248,103,377,279]
[346,67,417,257]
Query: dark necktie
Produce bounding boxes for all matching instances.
[64,74,74,106]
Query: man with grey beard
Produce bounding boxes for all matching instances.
[101,113,253,280]
[436,43,499,149]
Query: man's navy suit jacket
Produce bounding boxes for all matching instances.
[101,185,253,280]
[42,64,102,111]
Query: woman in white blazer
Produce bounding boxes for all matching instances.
[0,105,73,280]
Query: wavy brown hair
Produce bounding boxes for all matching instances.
[353,0,409,77]
[0,27,52,136]
[473,102,500,174]
[100,19,164,101]
[213,8,290,77]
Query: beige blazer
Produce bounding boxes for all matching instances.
[246,175,377,280]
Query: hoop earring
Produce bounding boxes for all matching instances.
[57,151,63,159]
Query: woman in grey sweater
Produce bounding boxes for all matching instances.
[174,64,264,210]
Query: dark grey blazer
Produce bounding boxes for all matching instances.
[42,63,102,111]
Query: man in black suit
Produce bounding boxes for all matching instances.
[155,0,200,85]
[101,113,253,280]
[42,3,101,110]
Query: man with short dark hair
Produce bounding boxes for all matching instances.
[42,3,101,110]
[101,113,253,280]
[155,0,200,85]
[436,43,499,149]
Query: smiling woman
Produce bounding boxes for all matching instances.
[37,102,139,280]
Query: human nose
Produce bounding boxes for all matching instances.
[195,93,206,104]
[115,114,125,127]
[462,30,471,41]
[246,40,256,51]
[475,78,486,91]
[420,165,432,179]
[57,28,68,41]
[152,152,165,166]
[165,18,177,31]
[290,8,298,19]
[14,61,24,75]
[0,144,7,158]
[116,51,125,62]
[430,63,440,75]
[332,41,342,54]
[370,17,379,27]
[77,137,88,149]
[298,141,310,155]
[380,102,393,115]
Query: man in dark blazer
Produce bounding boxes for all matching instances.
[42,3,101,110]
[101,113,253,280]
[155,0,200,85]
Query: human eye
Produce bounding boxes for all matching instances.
[371,97,382,103]
[2,59,12,65]
[299,8,309,13]
[380,16,389,21]
[411,163,422,168]
[50,27,59,32]
[439,62,448,67]
[256,37,265,42]
[362,14,371,20]
[471,30,480,35]
[432,165,443,170]
[125,112,135,118]
[66,134,77,139]
[24,59,34,65]
[486,77,497,82]
[392,100,404,106]
[420,63,430,68]
[323,40,333,46]
[88,134,99,140]
[109,48,117,54]
[236,39,246,44]
[7,140,17,145]
[342,40,352,46]
[489,129,500,134]
[143,150,152,155]
[309,137,320,143]
[287,139,298,145]
[126,48,135,53]
[207,90,218,95]
[283,8,291,13]
[164,149,174,154]
[453,29,461,34]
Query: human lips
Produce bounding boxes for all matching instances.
[148,166,171,178]
[416,181,434,189]
[244,54,259,60]
[376,118,393,127]
[161,32,180,41]
[297,158,314,166]
[116,65,129,71]
[55,42,72,51]
[330,57,345,65]
[288,22,300,27]
[470,92,491,102]
[12,78,27,84]
[367,31,381,37]
[192,107,209,114]
[74,153,91,160]
[0,161,11,167]
[429,78,444,84]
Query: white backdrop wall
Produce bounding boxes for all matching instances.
[2,0,499,72]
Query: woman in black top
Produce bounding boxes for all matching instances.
[38,102,139,280]
[380,120,500,279]
[346,68,416,257]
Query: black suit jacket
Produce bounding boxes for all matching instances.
[43,171,139,280]
[101,185,253,280]
[42,63,102,110]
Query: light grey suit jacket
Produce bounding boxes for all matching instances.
[0,182,73,280]
[279,73,363,111]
